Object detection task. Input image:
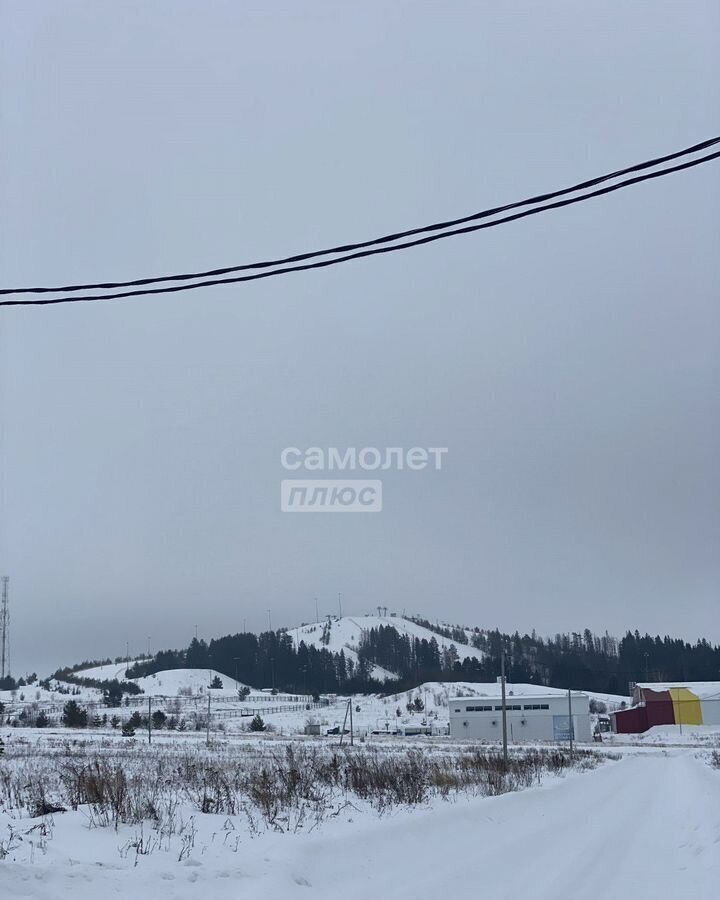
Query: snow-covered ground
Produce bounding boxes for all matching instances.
[68,660,139,681]
[1,733,717,899]
[238,751,717,900]
[2,672,629,740]
[607,724,720,746]
[132,668,248,696]
[0,668,254,718]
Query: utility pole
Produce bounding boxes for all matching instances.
[567,687,574,754]
[206,693,211,745]
[500,647,508,769]
[340,698,355,747]
[0,576,9,680]
[644,652,649,682]
[148,698,152,745]
[338,592,343,618]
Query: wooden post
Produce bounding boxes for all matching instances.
[339,700,350,746]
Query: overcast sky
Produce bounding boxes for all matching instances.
[1,1,718,676]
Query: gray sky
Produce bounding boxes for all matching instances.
[1,1,718,676]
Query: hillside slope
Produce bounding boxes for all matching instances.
[288,614,484,679]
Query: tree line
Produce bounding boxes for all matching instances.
[121,620,720,698]
[2,619,712,697]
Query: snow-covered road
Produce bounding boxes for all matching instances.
[4,751,719,899]
[248,751,719,900]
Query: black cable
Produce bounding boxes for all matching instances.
[6,134,720,297]
[3,135,720,298]
[2,146,719,307]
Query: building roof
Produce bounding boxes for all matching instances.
[635,682,720,701]
[452,685,588,702]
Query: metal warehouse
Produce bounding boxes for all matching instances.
[449,686,591,743]
[612,682,720,734]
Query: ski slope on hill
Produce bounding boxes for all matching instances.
[69,660,140,681]
[288,614,484,680]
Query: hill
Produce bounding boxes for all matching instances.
[288,614,484,680]
[23,614,720,702]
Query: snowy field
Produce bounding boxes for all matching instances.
[606,724,720,747]
[0,727,718,900]
[2,648,716,898]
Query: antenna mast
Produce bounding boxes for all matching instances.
[0,576,9,680]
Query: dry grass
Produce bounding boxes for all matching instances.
[0,735,608,843]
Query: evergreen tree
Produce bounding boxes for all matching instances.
[62,700,88,728]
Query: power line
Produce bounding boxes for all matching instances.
[2,140,719,308]
[4,135,719,297]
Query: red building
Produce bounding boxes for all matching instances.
[612,683,717,734]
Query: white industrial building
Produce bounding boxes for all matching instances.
[448,684,591,743]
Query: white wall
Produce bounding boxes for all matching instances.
[701,699,720,726]
[449,695,591,743]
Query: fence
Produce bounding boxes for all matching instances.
[0,693,332,727]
